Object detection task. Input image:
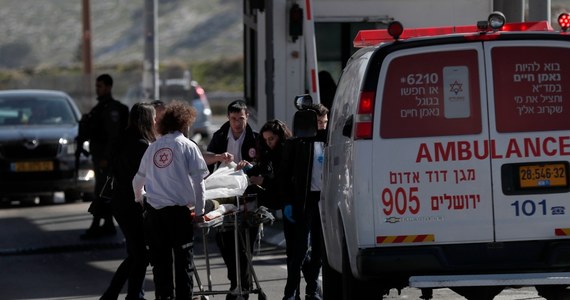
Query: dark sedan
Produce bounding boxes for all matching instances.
[0,89,94,204]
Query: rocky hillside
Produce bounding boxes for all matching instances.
[0,0,242,69]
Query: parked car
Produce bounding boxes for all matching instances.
[0,89,94,204]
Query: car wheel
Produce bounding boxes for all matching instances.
[64,191,81,203]
[39,194,55,205]
[82,192,96,202]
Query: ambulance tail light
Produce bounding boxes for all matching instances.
[559,13,570,32]
[355,91,375,140]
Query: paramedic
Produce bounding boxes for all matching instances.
[133,101,209,300]
[206,99,259,299]
[279,103,328,300]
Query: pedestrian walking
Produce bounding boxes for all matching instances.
[80,73,129,240]
[100,102,157,300]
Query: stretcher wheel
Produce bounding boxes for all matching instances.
[258,291,267,300]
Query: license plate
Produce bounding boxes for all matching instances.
[519,163,567,188]
[11,161,54,172]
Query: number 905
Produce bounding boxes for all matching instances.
[382,187,420,215]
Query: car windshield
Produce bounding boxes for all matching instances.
[0,94,77,126]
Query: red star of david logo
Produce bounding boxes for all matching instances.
[449,80,463,95]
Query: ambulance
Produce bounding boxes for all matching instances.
[319,12,570,299]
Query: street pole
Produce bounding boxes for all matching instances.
[82,0,93,110]
[528,0,551,23]
[143,0,159,100]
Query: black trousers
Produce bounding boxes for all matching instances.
[144,204,195,300]
[283,191,323,300]
[101,203,149,300]
[215,222,259,299]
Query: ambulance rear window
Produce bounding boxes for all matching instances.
[492,46,570,133]
[380,50,482,138]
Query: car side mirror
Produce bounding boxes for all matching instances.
[292,94,318,138]
[293,110,317,138]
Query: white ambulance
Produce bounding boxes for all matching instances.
[319,12,570,299]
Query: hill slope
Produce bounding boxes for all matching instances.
[0,0,243,69]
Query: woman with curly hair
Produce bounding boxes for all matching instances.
[133,100,209,300]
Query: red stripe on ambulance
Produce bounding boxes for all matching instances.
[555,228,570,236]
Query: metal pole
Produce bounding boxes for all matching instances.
[496,0,524,22]
[528,0,551,23]
[82,0,93,110]
[143,0,159,100]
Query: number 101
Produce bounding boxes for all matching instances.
[511,199,547,216]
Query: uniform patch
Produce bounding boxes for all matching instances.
[248,147,256,158]
[154,148,173,168]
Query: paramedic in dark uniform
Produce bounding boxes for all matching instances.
[280,103,328,300]
[80,73,129,240]
[133,100,209,300]
[207,99,259,299]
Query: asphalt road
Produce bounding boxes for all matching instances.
[0,200,555,300]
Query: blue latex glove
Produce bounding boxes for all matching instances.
[283,204,295,223]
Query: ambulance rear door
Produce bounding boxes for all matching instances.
[486,40,570,242]
[371,43,494,247]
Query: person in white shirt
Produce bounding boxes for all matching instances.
[132,100,208,300]
[206,100,260,299]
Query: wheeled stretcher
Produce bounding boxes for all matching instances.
[193,195,274,300]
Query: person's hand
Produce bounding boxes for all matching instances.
[218,152,233,164]
[283,204,295,223]
[235,160,253,171]
[193,214,205,224]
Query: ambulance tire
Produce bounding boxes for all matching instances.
[341,239,382,299]
[535,285,570,300]
[322,246,342,299]
[450,286,503,300]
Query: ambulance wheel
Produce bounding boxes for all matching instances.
[536,285,570,300]
[322,246,342,299]
[450,286,503,300]
[341,239,381,299]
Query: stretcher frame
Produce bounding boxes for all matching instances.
[193,195,269,300]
